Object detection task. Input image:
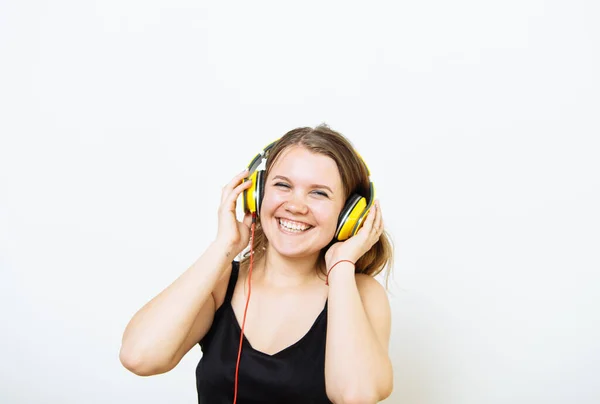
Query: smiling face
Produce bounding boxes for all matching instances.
[259,145,346,260]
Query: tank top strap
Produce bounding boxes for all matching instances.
[224,260,240,303]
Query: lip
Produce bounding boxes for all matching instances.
[276,217,314,233]
[276,217,314,228]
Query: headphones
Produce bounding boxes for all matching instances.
[242,139,375,241]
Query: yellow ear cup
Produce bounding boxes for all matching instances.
[348,181,375,237]
[243,139,277,216]
[242,171,259,214]
[336,196,367,241]
[350,205,371,237]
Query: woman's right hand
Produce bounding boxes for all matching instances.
[214,168,254,257]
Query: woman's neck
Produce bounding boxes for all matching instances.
[253,248,322,288]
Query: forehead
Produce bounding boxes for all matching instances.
[268,146,342,188]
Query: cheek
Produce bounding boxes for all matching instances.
[261,190,286,213]
[313,204,341,229]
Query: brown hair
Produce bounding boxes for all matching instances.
[240,124,394,287]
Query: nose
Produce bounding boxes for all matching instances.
[284,191,309,215]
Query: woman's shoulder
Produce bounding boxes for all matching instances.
[355,273,392,347]
[354,274,391,316]
[355,273,387,295]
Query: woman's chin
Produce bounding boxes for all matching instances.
[268,239,327,260]
[263,224,333,259]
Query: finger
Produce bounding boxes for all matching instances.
[223,178,253,211]
[242,212,253,228]
[366,201,378,230]
[221,168,250,203]
[372,200,383,234]
[356,202,377,238]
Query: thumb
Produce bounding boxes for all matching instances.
[242,212,254,228]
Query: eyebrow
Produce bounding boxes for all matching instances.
[272,175,334,194]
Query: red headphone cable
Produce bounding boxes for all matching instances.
[233,212,256,404]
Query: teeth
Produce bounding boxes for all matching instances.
[279,219,311,232]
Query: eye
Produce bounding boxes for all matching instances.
[274,182,290,188]
[312,190,330,198]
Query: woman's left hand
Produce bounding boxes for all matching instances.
[325,199,384,268]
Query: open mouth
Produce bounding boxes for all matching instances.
[277,218,314,234]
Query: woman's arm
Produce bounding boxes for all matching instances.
[324,200,393,403]
[119,240,233,376]
[325,265,393,404]
[119,168,253,376]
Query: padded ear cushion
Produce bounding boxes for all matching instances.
[335,194,367,241]
[255,170,266,216]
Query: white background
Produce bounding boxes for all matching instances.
[1,1,599,403]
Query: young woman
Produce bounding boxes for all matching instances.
[120,124,394,403]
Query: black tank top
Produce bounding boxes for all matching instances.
[196,261,332,404]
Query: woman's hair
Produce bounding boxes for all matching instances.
[240,123,394,287]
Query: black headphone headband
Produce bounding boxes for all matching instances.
[249,139,371,185]
[247,140,277,175]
